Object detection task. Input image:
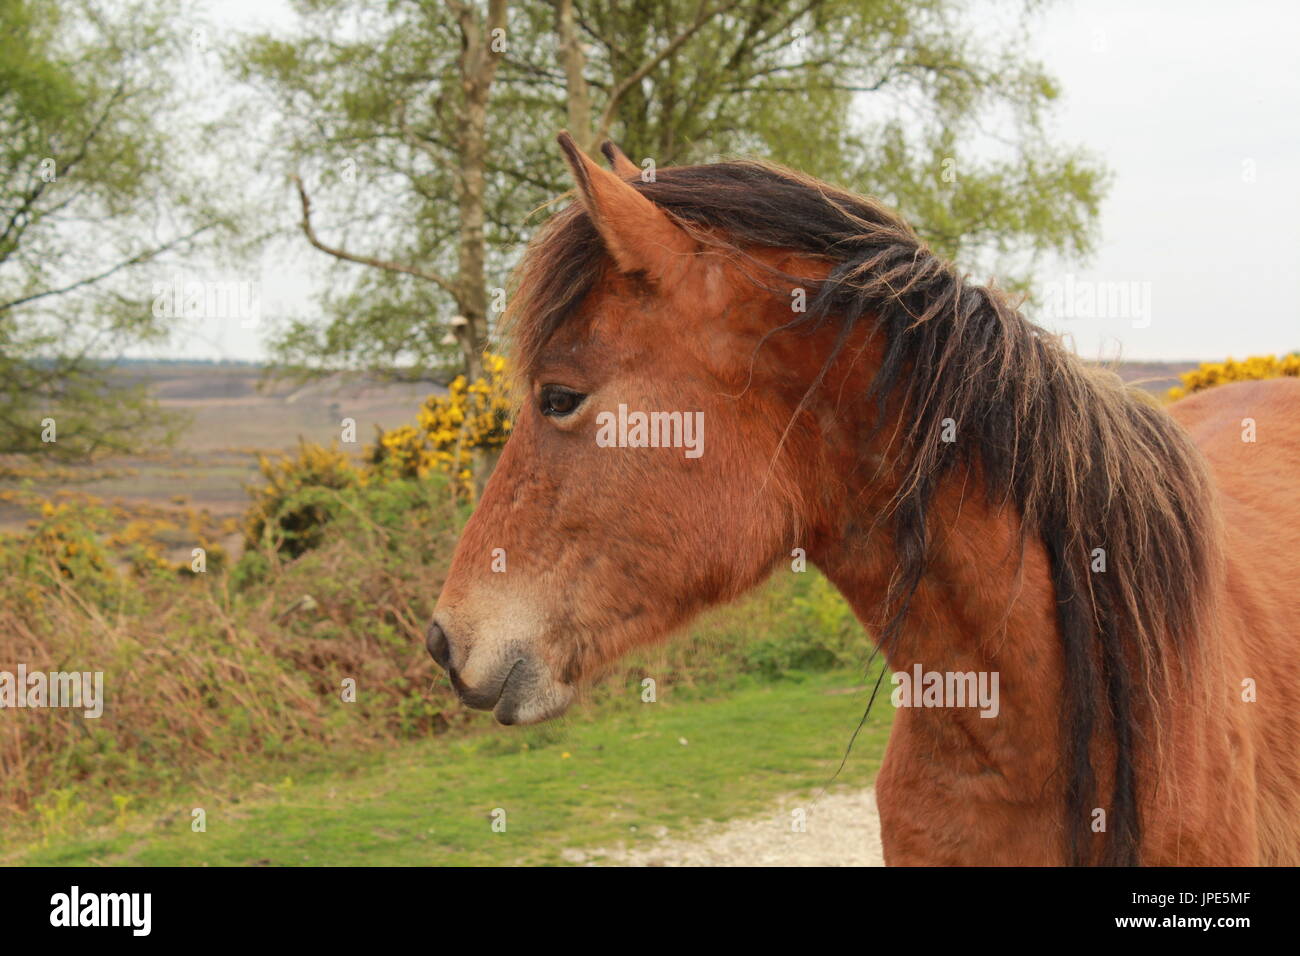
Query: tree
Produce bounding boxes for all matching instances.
[240,0,1104,391]
[234,1,515,387]
[0,0,232,459]
[269,0,508,385]
[557,0,1106,270]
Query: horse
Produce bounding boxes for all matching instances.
[426,132,1300,866]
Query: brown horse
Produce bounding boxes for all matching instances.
[427,133,1300,866]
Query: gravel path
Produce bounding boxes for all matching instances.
[567,787,884,867]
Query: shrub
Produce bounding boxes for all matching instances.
[243,441,363,559]
[1167,353,1300,401]
[369,352,512,497]
[743,572,870,679]
[0,495,230,606]
[0,472,465,827]
[11,500,118,597]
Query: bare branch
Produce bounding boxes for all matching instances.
[0,223,215,315]
[291,173,458,297]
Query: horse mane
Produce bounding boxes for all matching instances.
[507,160,1222,866]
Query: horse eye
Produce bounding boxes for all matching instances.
[539,385,585,418]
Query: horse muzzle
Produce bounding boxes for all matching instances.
[426,619,573,725]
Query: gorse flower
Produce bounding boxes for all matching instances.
[243,441,363,558]
[370,352,513,498]
[1167,353,1300,401]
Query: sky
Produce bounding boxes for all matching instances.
[166,0,1299,363]
[1023,0,1300,361]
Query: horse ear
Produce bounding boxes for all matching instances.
[600,140,641,179]
[557,131,696,284]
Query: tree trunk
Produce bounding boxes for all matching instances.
[557,0,593,151]
[451,0,508,495]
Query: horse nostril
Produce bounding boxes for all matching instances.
[426,620,452,670]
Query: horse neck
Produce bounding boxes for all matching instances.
[802,359,1067,786]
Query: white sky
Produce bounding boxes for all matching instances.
[166,0,1299,363]
[1025,0,1300,360]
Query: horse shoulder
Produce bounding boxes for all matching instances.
[1168,376,1300,864]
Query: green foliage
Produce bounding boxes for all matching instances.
[242,441,364,560]
[0,0,229,459]
[33,788,90,846]
[0,489,234,612]
[369,353,512,498]
[0,466,464,827]
[1,499,119,600]
[744,573,869,679]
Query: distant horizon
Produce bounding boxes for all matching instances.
[122,351,1289,366]
[112,352,1283,368]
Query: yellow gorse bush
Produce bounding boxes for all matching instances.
[240,354,512,559]
[370,352,512,496]
[25,500,115,590]
[243,440,364,557]
[1167,353,1300,401]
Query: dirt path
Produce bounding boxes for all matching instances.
[566,787,884,867]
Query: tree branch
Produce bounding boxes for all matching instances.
[0,223,215,315]
[592,0,745,145]
[291,173,459,297]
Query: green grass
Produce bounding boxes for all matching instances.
[8,670,891,866]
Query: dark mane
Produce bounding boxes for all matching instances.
[507,161,1221,866]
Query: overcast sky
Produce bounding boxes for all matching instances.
[1025,0,1299,360]
[170,0,1299,363]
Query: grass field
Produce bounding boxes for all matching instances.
[7,671,892,866]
